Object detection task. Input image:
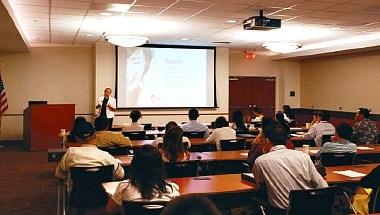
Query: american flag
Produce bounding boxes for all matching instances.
[0,74,8,115]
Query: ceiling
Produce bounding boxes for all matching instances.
[3,0,380,56]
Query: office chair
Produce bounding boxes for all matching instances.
[287,186,337,215]
[141,123,153,130]
[320,153,356,166]
[165,160,199,178]
[220,139,246,151]
[122,130,146,140]
[183,131,205,138]
[69,165,114,215]
[122,200,168,215]
[98,146,132,155]
[321,134,334,145]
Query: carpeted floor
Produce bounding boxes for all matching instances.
[0,142,58,215]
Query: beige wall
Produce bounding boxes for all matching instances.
[301,51,380,113]
[0,45,300,140]
[229,50,301,111]
[0,46,95,140]
[95,42,230,126]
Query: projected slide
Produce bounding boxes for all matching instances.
[117,46,216,108]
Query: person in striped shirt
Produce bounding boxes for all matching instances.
[318,123,357,155]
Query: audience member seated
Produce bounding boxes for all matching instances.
[357,165,380,213]
[251,107,264,123]
[231,110,248,134]
[282,104,295,125]
[66,116,87,143]
[161,195,222,215]
[253,122,328,213]
[310,111,321,127]
[122,110,144,132]
[159,126,190,162]
[352,108,379,144]
[55,120,124,192]
[152,121,191,149]
[247,117,293,167]
[207,116,236,151]
[275,112,290,135]
[318,123,357,155]
[94,117,132,148]
[291,110,335,146]
[106,145,180,214]
[181,108,210,137]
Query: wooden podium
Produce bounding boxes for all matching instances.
[23,104,75,151]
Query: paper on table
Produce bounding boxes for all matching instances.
[240,153,248,156]
[357,146,374,150]
[290,127,303,131]
[333,170,366,178]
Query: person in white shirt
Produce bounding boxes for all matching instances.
[253,122,328,213]
[96,87,116,130]
[152,121,191,149]
[122,110,144,132]
[106,145,180,214]
[291,111,335,146]
[207,116,236,151]
[251,107,264,123]
[55,120,124,192]
[181,108,210,137]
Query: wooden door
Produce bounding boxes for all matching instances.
[229,77,276,120]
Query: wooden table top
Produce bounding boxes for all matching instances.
[295,144,380,156]
[198,150,248,161]
[115,150,248,166]
[325,163,379,184]
[103,163,380,197]
[102,174,255,196]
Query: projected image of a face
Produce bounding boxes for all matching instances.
[126,48,153,91]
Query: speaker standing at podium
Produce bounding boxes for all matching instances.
[96,88,116,130]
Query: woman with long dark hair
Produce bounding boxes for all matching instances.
[160,126,190,162]
[231,110,248,134]
[106,145,180,214]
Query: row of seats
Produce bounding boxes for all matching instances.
[98,138,248,155]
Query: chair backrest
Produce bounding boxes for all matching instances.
[183,131,205,138]
[165,160,198,178]
[321,134,334,145]
[320,153,356,167]
[69,165,114,208]
[220,139,246,151]
[122,130,146,140]
[98,146,132,155]
[287,186,337,215]
[141,123,153,130]
[122,200,168,215]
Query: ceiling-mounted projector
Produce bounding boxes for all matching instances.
[243,10,281,30]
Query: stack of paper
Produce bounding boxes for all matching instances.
[333,170,366,178]
[357,146,374,150]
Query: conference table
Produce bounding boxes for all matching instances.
[295,144,380,156]
[103,163,379,196]
[325,163,379,184]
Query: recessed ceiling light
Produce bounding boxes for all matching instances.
[181,38,189,41]
[227,19,237,23]
[100,12,112,16]
[86,34,93,37]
